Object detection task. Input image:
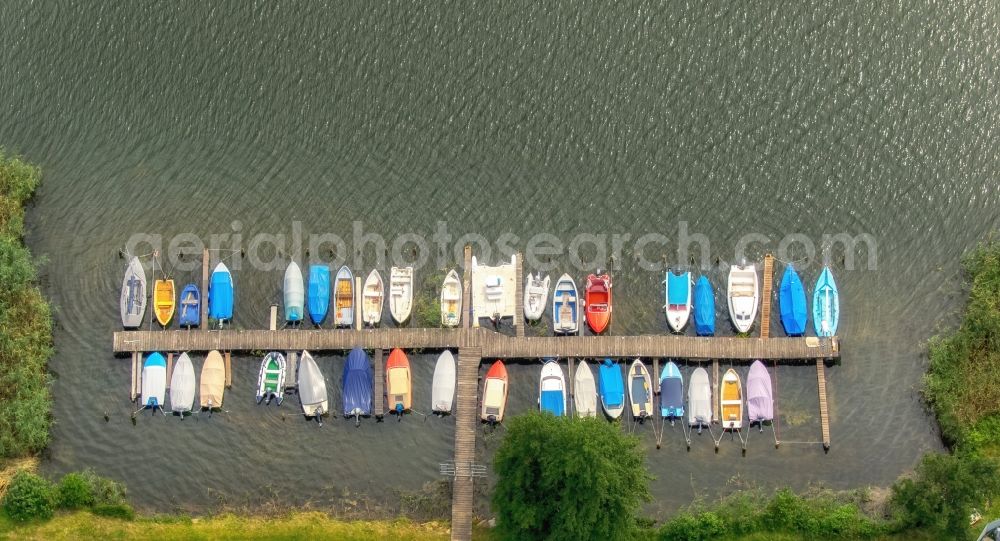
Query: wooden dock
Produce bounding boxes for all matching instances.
[117,248,839,541]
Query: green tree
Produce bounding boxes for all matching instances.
[492,413,651,541]
[891,451,998,539]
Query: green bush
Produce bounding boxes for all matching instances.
[890,450,998,539]
[657,511,726,540]
[57,472,94,509]
[79,469,127,506]
[2,470,55,522]
[91,503,135,520]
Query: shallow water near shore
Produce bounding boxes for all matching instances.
[1,1,999,516]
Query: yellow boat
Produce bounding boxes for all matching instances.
[719,368,743,430]
[153,279,175,327]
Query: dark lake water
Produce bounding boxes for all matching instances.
[1,1,998,518]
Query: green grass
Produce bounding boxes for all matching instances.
[0,510,463,540]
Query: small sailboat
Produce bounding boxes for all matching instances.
[308,265,331,325]
[200,350,226,410]
[659,361,684,423]
[120,256,146,328]
[169,352,195,416]
[727,262,758,333]
[256,352,286,405]
[386,348,412,419]
[342,348,373,425]
[746,361,773,430]
[297,350,328,423]
[362,269,384,326]
[538,359,566,416]
[440,270,462,327]
[688,367,712,433]
[432,350,456,414]
[719,368,743,430]
[283,262,305,323]
[208,262,234,324]
[693,276,715,336]
[573,360,597,418]
[813,267,840,337]
[585,273,612,333]
[178,284,200,327]
[334,266,354,327]
[481,360,509,424]
[139,352,166,414]
[552,274,579,334]
[627,359,653,422]
[389,267,414,325]
[153,279,175,327]
[598,358,625,419]
[523,273,551,321]
[779,265,808,336]
[665,270,692,333]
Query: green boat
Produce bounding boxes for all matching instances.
[256,352,286,405]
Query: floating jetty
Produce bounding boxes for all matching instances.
[115,247,838,541]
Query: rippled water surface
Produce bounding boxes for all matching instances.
[1,1,998,517]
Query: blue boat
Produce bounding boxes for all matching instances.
[659,361,684,420]
[779,265,808,336]
[208,262,233,323]
[308,265,331,325]
[342,347,373,425]
[178,283,200,327]
[538,359,566,416]
[813,267,840,337]
[598,358,625,419]
[693,276,716,336]
[665,271,692,333]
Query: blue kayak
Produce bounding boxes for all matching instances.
[342,347,373,423]
[598,358,625,419]
[693,276,716,336]
[178,283,200,327]
[813,267,840,337]
[659,361,684,419]
[208,262,233,322]
[308,265,331,325]
[779,265,808,336]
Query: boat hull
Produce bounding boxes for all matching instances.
[585,274,612,333]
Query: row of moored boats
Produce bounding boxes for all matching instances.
[121,257,840,337]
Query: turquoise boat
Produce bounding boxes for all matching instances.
[208,262,233,323]
[598,358,624,419]
[779,265,808,336]
[812,267,839,337]
[659,361,684,420]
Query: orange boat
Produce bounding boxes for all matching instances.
[480,360,509,424]
[385,348,412,419]
[584,273,612,333]
[153,279,175,327]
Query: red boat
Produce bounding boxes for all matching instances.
[585,273,612,333]
[480,360,509,424]
[386,348,412,417]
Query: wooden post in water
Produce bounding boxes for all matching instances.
[462,245,473,330]
[514,253,524,337]
[130,352,139,401]
[269,304,277,331]
[373,349,385,419]
[653,358,660,394]
[567,357,575,416]
[166,353,173,390]
[355,277,362,330]
[224,351,232,388]
[200,248,210,328]
[712,359,719,423]
[285,351,297,391]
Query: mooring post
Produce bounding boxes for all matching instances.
[224,351,232,388]
[166,352,173,390]
[514,253,524,337]
[355,277,362,330]
[269,304,277,331]
[200,248,210,328]
[130,352,139,401]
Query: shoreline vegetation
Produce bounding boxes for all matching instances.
[0,150,52,459]
[1,151,997,538]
